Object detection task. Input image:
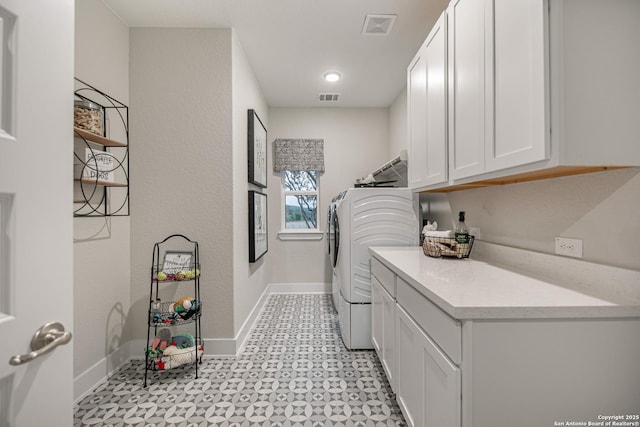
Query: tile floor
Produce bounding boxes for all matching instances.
[74,294,406,426]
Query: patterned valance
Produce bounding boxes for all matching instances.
[273,138,325,172]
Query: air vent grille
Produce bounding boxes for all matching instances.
[318,93,340,102]
[362,14,397,36]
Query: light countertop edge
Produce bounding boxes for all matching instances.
[369,246,640,321]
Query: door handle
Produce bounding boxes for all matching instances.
[9,322,72,366]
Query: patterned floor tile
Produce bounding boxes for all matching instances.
[74,294,406,426]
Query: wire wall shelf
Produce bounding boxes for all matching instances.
[73,78,130,217]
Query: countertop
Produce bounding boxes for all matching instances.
[369,246,640,320]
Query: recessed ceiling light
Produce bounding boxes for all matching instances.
[323,71,341,82]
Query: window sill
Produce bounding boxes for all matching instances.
[278,230,325,241]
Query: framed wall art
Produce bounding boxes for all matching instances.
[248,109,267,188]
[248,190,268,262]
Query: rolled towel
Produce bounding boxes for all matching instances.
[424,230,454,238]
[421,221,438,235]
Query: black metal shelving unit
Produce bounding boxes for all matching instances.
[144,234,203,387]
[73,77,130,217]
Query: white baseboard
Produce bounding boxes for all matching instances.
[233,285,271,355]
[269,282,330,294]
[74,283,330,400]
[74,341,133,403]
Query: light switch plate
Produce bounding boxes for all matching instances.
[555,237,583,258]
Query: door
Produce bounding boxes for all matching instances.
[0,0,74,425]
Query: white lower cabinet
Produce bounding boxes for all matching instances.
[372,256,461,426]
[371,276,397,391]
[396,305,460,427]
[380,284,396,390]
[371,251,640,427]
[371,276,383,354]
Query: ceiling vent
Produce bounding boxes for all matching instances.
[362,14,397,36]
[318,93,340,102]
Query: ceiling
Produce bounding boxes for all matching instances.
[103,0,449,108]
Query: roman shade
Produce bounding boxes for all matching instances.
[273,138,325,172]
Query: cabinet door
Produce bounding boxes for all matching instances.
[381,282,397,391]
[407,44,429,188]
[396,305,422,427]
[486,0,549,172]
[396,306,461,427]
[421,320,461,427]
[447,0,486,180]
[372,276,398,392]
[408,12,448,189]
[424,12,448,187]
[371,277,383,354]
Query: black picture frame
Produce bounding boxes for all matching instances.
[249,190,268,262]
[248,109,267,188]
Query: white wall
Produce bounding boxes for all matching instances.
[73,0,130,384]
[267,108,390,284]
[129,28,235,343]
[231,31,270,336]
[445,167,640,271]
[389,88,408,159]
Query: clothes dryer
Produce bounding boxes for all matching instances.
[334,187,418,349]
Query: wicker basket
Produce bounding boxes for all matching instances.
[150,300,201,326]
[147,338,204,371]
[423,235,474,259]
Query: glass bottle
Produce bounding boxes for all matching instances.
[455,211,469,244]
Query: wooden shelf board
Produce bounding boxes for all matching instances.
[74,127,126,147]
[421,166,627,193]
[75,178,128,187]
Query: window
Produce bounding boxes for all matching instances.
[281,170,318,231]
[273,138,324,240]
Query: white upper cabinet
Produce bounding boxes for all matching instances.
[486,0,549,172]
[447,0,486,180]
[408,45,428,188]
[408,12,448,189]
[449,0,548,180]
[408,0,640,192]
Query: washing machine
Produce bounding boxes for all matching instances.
[326,196,338,309]
[334,187,418,349]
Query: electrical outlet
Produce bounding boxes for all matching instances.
[555,237,583,258]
